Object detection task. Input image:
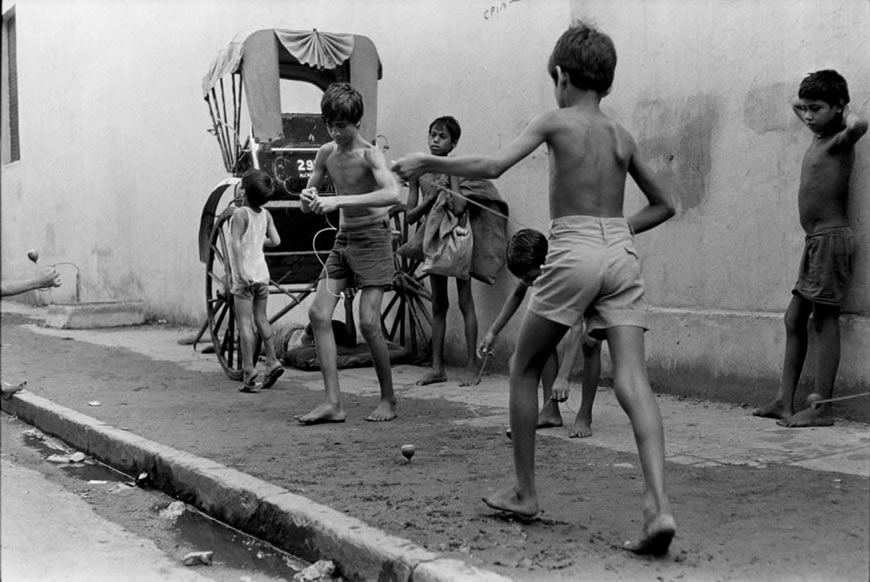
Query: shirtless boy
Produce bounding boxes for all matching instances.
[754,70,867,427]
[297,82,402,424]
[393,22,677,554]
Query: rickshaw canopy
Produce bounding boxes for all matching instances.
[202,28,382,144]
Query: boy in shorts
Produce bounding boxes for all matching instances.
[394,22,677,554]
[229,169,284,392]
[478,229,602,437]
[298,83,402,424]
[753,70,867,427]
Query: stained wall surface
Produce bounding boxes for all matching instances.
[2,0,867,408]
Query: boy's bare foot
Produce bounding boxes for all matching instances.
[482,486,539,518]
[569,415,592,438]
[624,513,676,556]
[416,371,447,386]
[777,406,834,428]
[537,406,563,429]
[296,402,347,425]
[752,400,789,419]
[365,400,397,422]
[1,380,26,400]
[459,366,481,387]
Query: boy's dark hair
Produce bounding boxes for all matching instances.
[241,169,274,208]
[799,70,850,107]
[321,82,364,125]
[548,21,616,95]
[429,116,461,143]
[506,229,548,279]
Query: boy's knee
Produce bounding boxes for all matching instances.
[358,318,382,339]
[432,299,449,316]
[309,306,330,326]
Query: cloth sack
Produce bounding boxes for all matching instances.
[421,191,473,278]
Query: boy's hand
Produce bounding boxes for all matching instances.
[551,383,571,403]
[391,153,428,182]
[477,333,496,359]
[36,267,61,289]
[309,194,338,215]
[300,188,317,213]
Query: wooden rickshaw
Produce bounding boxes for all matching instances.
[198,29,430,380]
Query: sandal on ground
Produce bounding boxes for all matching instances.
[239,372,261,393]
[262,366,284,389]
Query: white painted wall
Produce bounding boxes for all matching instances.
[2,0,868,406]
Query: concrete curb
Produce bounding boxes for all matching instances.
[2,393,513,582]
[45,300,145,329]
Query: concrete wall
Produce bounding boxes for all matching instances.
[1,0,868,413]
[561,0,870,415]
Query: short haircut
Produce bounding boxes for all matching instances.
[548,21,616,95]
[799,70,850,107]
[321,82,364,125]
[506,229,548,279]
[241,169,274,208]
[429,116,461,143]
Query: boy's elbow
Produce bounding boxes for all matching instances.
[481,161,505,179]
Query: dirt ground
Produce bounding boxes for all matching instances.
[2,311,868,581]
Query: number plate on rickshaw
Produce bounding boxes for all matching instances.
[256,149,333,199]
[267,150,321,197]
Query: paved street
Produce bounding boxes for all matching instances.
[2,300,868,581]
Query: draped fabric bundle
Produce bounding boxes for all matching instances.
[421,191,473,279]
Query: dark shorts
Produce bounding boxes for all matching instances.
[322,220,395,288]
[793,226,854,307]
[232,281,269,301]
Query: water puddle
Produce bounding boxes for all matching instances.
[19,427,319,581]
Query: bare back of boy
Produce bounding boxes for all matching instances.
[544,107,635,219]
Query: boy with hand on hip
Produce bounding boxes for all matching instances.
[754,70,867,427]
[479,228,602,437]
[393,22,677,554]
[298,82,402,424]
[405,116,481,386]
[229,169,284,393]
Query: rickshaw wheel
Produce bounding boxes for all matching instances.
[205,211,261,381]
[382,207,432,363]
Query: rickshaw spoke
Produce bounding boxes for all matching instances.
[223,308,235,367]
[210,243,227,267]
[411,295,432,327]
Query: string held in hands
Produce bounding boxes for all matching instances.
[304,187,344,300]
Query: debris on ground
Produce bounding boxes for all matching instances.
[294,559,336,581]
[159,500,187,521]
[182,551,213,566]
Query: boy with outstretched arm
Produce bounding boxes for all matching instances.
[297,82,402,424]
[394,22,677,554]
[754,70,867,427]
[479,229,602,437]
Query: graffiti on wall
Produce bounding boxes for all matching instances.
[483,0,522,20]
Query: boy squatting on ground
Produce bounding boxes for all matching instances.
[393,22,677,555]
[228,169,285,393]
[297,82,402,424]
[1,265,61,399]
[754,70,867,428]
[405,116,481,387]
[481,228,603,439]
